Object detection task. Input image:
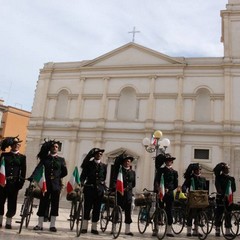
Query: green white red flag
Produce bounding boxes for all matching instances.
[159,174,165,200]
[67,166,80,193]
[34,165,47,194]
[225,179,233,205]
[116,165,124,195]
[0,157,6,187]
[190,177,195,191]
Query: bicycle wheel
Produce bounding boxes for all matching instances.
[18,197,29,234]
[76,200,84,237]
[205,207,214,234]
[111,205,122,239]
[25,197,34,228]
[221,211,239,240]
[100,203,110,232]
[196,211,209,240]
[69,201,77,230]
[171,207,185,234]
[137,206,149,234]
[153,207,167,240]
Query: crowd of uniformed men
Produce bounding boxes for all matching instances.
[0,136,237,237]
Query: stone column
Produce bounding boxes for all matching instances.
[98,77,109,124]
[75,77,85,119]
[176,75,183,120]
[147,75,156,121]
[31,63,53,119]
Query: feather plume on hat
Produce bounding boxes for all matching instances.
[155,153,166,169]
[37,139,61,161]
[80,148,105,169]
[183,163,201,179]
[213,162,229,177]
[0,135,22,151]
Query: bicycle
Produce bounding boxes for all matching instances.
[215,194,239,240]
[17,178,40,234]
[204,192,217,234]
[171,199,187,235]
[66,185,83,232]
[136,188,167,240]
[100,187,122,239]
[232,206,240,237]
[171,190,209,240]
[75,186,84,237]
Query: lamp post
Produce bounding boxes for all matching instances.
[142,130,171,169]
[142,130,170,155]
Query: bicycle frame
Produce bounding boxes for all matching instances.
[18,179,36,234]
[100,187,122,239]
[137,188,167,240]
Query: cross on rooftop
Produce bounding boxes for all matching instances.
[128,26,140,42]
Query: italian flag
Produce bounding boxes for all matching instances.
[0,157,6,187]
[190,177,195,191]
[159,174,165,201]
[34,165,47,194]
[225,179,233,206]
[116,165,124,195]
[67,166,80,193]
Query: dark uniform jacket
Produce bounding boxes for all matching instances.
[154,166,178,193]
[182,174,207,192]
[215,174,236,203]
[0,152,26,189]
[32,155,67,192]
[215,174,236,195]
[118,167,136,204]
[80,160,107,194]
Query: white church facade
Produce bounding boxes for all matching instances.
[26,0,240,201]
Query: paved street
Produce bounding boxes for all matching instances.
[0,199,229,239]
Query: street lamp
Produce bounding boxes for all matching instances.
[142,130,170,156]
[142,131,171,195]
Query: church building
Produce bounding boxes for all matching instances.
[26,0,240,201]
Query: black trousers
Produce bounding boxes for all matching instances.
[0,184,19,218]
[37,190,60,217]
[83,186,104,222]
[215,203,233,228]
[161,191,174,225]
[117,192,133,224]
[186,208,201,227]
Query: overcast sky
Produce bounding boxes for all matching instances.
[0,0,227,112]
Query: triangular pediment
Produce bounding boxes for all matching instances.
[82,42,184,67]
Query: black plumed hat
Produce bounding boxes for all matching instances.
[37,139,61,161]
[183,163,201,179]
[213,162,229,176]
[0,136,22,151]
[81,147,105,169]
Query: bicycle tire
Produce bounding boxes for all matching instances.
[25,197,34,228]
[69,201,76,230]
[196,211,209,240]
[111,205,122,239]
[153,207,167,240]
[221,211,239,240]
[18,197,30,234]
[206,207,214,234]
[76,200,84,237]
[137,206,149,234]
[171,207,185,234]
[100,203,110,232]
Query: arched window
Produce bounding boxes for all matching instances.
[117,87,137,120]
[195,88,211,122]
[55,89,68,118]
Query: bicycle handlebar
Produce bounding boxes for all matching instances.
[142,188,155,193]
